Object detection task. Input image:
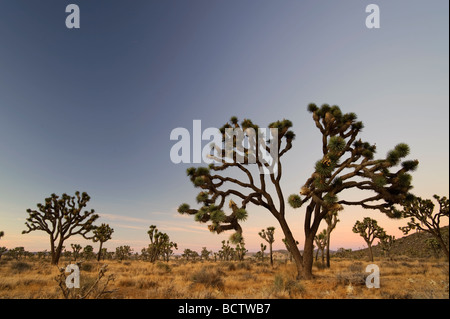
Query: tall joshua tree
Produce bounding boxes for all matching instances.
[288,103,417,278]
[352,217,386,262]
[23,192,99,265]
[398,195,449,260]
[93,223,114,261]
[179,104,417,279]
[259,227,276,267]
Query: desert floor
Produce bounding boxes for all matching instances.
[0,257,448,299]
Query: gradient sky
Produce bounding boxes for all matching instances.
[0,0,448,254]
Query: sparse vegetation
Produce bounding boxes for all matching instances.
[0,254,447,299]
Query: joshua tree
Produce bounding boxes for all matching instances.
[147,225,175,262]
[0,231,4,240]
[288,104,417,278]
[115,245,132,261]
[259,243,267,262]
[259,227,276,267]
[182,248,193,261]
[397,195,449,260]
[179,104,417,279]
[161,240,178,262]
[0,247,7,260]
[314,229,327,264]
[23,192,99,264]
[235,242,247,261]
[71,244,82,261]
[379,234,395,259]
[219,240,233,261]
[352,217,386,262]
[82,245,95,260]
[93,223,114,261]
[201,247,212,260]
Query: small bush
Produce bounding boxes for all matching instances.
[336,271,366,286]
[314,261,326,270]
[272,274,305,297]
[10,261,31,272]
[191,268,224,290]
[347,262,363,273]
[236,262,252,271]
[80,262,95,272]
[138,279,158,289]
[117,278,136,287]
[156,262,171,273]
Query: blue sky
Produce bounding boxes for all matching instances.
[0,0,448,253]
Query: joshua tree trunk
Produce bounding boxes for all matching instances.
[278,216,305,279]
[436,235,449,261]
[269,243,273,267]
[97,241,104,262]
[302,234,315,280]
[52,240,64,265]
[326,232,331,267]
[366,240,374,262]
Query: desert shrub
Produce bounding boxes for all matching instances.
[236,262,252,271]
[271,274,305,297]
[80,262,95,272]
[138,279,158,289]
[240,273,256,281]
[256,262,270,268]
[0,281,13,290]
[156,262,171,273]
[273,274,284,292]
[117,278,136,287]
[220,261,236,271]
[400,261,415,268]
[313,261,326,270]
[191,268,224,290]
[336,271,366,286]
[347,262,364,273]
[10,261,31,272]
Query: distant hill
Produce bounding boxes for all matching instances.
[348,225,449,259]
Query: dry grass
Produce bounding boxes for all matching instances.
[0,257,448,299]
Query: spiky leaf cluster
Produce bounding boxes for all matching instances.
[288,194,303,208]
[297,104,419,217]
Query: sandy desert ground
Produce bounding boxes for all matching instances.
[0,256,448,299]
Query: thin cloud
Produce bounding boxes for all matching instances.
[100,213,155,224]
